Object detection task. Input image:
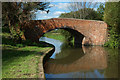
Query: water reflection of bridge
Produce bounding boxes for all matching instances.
[44,46,108,74]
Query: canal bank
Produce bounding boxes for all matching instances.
[38,47,55,79]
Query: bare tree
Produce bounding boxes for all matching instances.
[67,1,99,19]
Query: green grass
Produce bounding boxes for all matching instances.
[2,45,51,78]
[44,32,74,43]
[44,32,66,42]
[2,27,53,78]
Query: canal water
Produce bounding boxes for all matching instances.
[39,37,119,79]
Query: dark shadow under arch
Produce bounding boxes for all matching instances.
[62,28,84,47]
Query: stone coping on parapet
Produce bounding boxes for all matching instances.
[35,18,106,23]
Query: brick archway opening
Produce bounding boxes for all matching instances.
[40,27,85,47]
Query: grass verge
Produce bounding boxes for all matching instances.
[44,31,74,43]
[2,45,52,78]
[44,32,66,42]
[2,27,53,78]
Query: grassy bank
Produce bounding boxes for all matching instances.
[43,29,74,43]
[2,45,52,78]
[2,27,53,78]
[44,32,66,42]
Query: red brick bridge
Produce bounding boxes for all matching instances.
[22,18,108,45]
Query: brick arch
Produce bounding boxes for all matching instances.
[22,18,108,45]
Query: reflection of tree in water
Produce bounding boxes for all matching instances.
[104,48,119,78]
[54,42,73,59]
[53,42,85,64]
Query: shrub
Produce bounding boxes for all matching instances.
[16,44,24,48]
[104,2,120,48]
[104,27,120,48]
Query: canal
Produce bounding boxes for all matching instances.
[39,37,119,79]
